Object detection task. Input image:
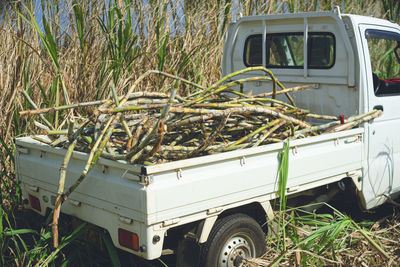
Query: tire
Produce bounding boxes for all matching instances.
[199,213,266,267]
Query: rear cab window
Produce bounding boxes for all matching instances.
[244,32,335,69]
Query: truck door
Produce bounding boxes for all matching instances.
[359,24,400,209]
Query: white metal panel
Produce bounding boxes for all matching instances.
[357,23,400,209]
[16,138,147,222]
[222,12,358,118]
[145,130,363,224]
[18,184,165,260]
[142,128,363,174]
[222,11,355,87]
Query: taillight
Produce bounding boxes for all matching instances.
[28,194,41,212]
[118,228,139,251]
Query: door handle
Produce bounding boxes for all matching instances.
[373,105,383,111]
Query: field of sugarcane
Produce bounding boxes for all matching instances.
[1,0,400,266]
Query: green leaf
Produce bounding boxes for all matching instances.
[1,228,38,237]
[0,137,14,163]
[42,222,87,265]
[17,3,59,71]
[37,81,49,106]
[13,109,20,136]
[0,207,3,235]
[277,139,289,211]
[101,232,121,267]
[72,0,85,53]
[42,15,59,69]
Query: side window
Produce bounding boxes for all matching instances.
[243,32,335,69]
[244,35,262,66]
[366,29,400,96]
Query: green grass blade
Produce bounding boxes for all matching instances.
[101,232,121,267]
[0,207,3,234]
[41,14,59,69]
[158,258,169,267]
[0,136,14,163]
[41,222,87,266]
[17,3,59,70]
[72,0,85,53]
[277,139,289,210]
[37,81,50,106]
[1,229,38,237]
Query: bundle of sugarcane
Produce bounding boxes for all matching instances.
[20,67,382,248]
[21,67,381,166]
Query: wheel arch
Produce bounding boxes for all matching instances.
[198,201,272,244]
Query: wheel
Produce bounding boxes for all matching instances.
[199,213,266,267]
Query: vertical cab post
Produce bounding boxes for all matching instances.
[304,17,308,78]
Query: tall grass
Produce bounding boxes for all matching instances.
[267,141,391,266]
[262,204,392,266]
[1,0,399,265]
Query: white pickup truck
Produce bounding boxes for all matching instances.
[15,9,400,267]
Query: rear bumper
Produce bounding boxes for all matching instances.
[20,182,166,260]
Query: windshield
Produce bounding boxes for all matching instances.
[366,29,400,79]
[366,29,400,96]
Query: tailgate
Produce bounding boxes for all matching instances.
[15,136,146,222]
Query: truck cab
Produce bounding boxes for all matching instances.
[222,8,400,209]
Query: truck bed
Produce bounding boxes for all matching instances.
[15,127,364,259]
